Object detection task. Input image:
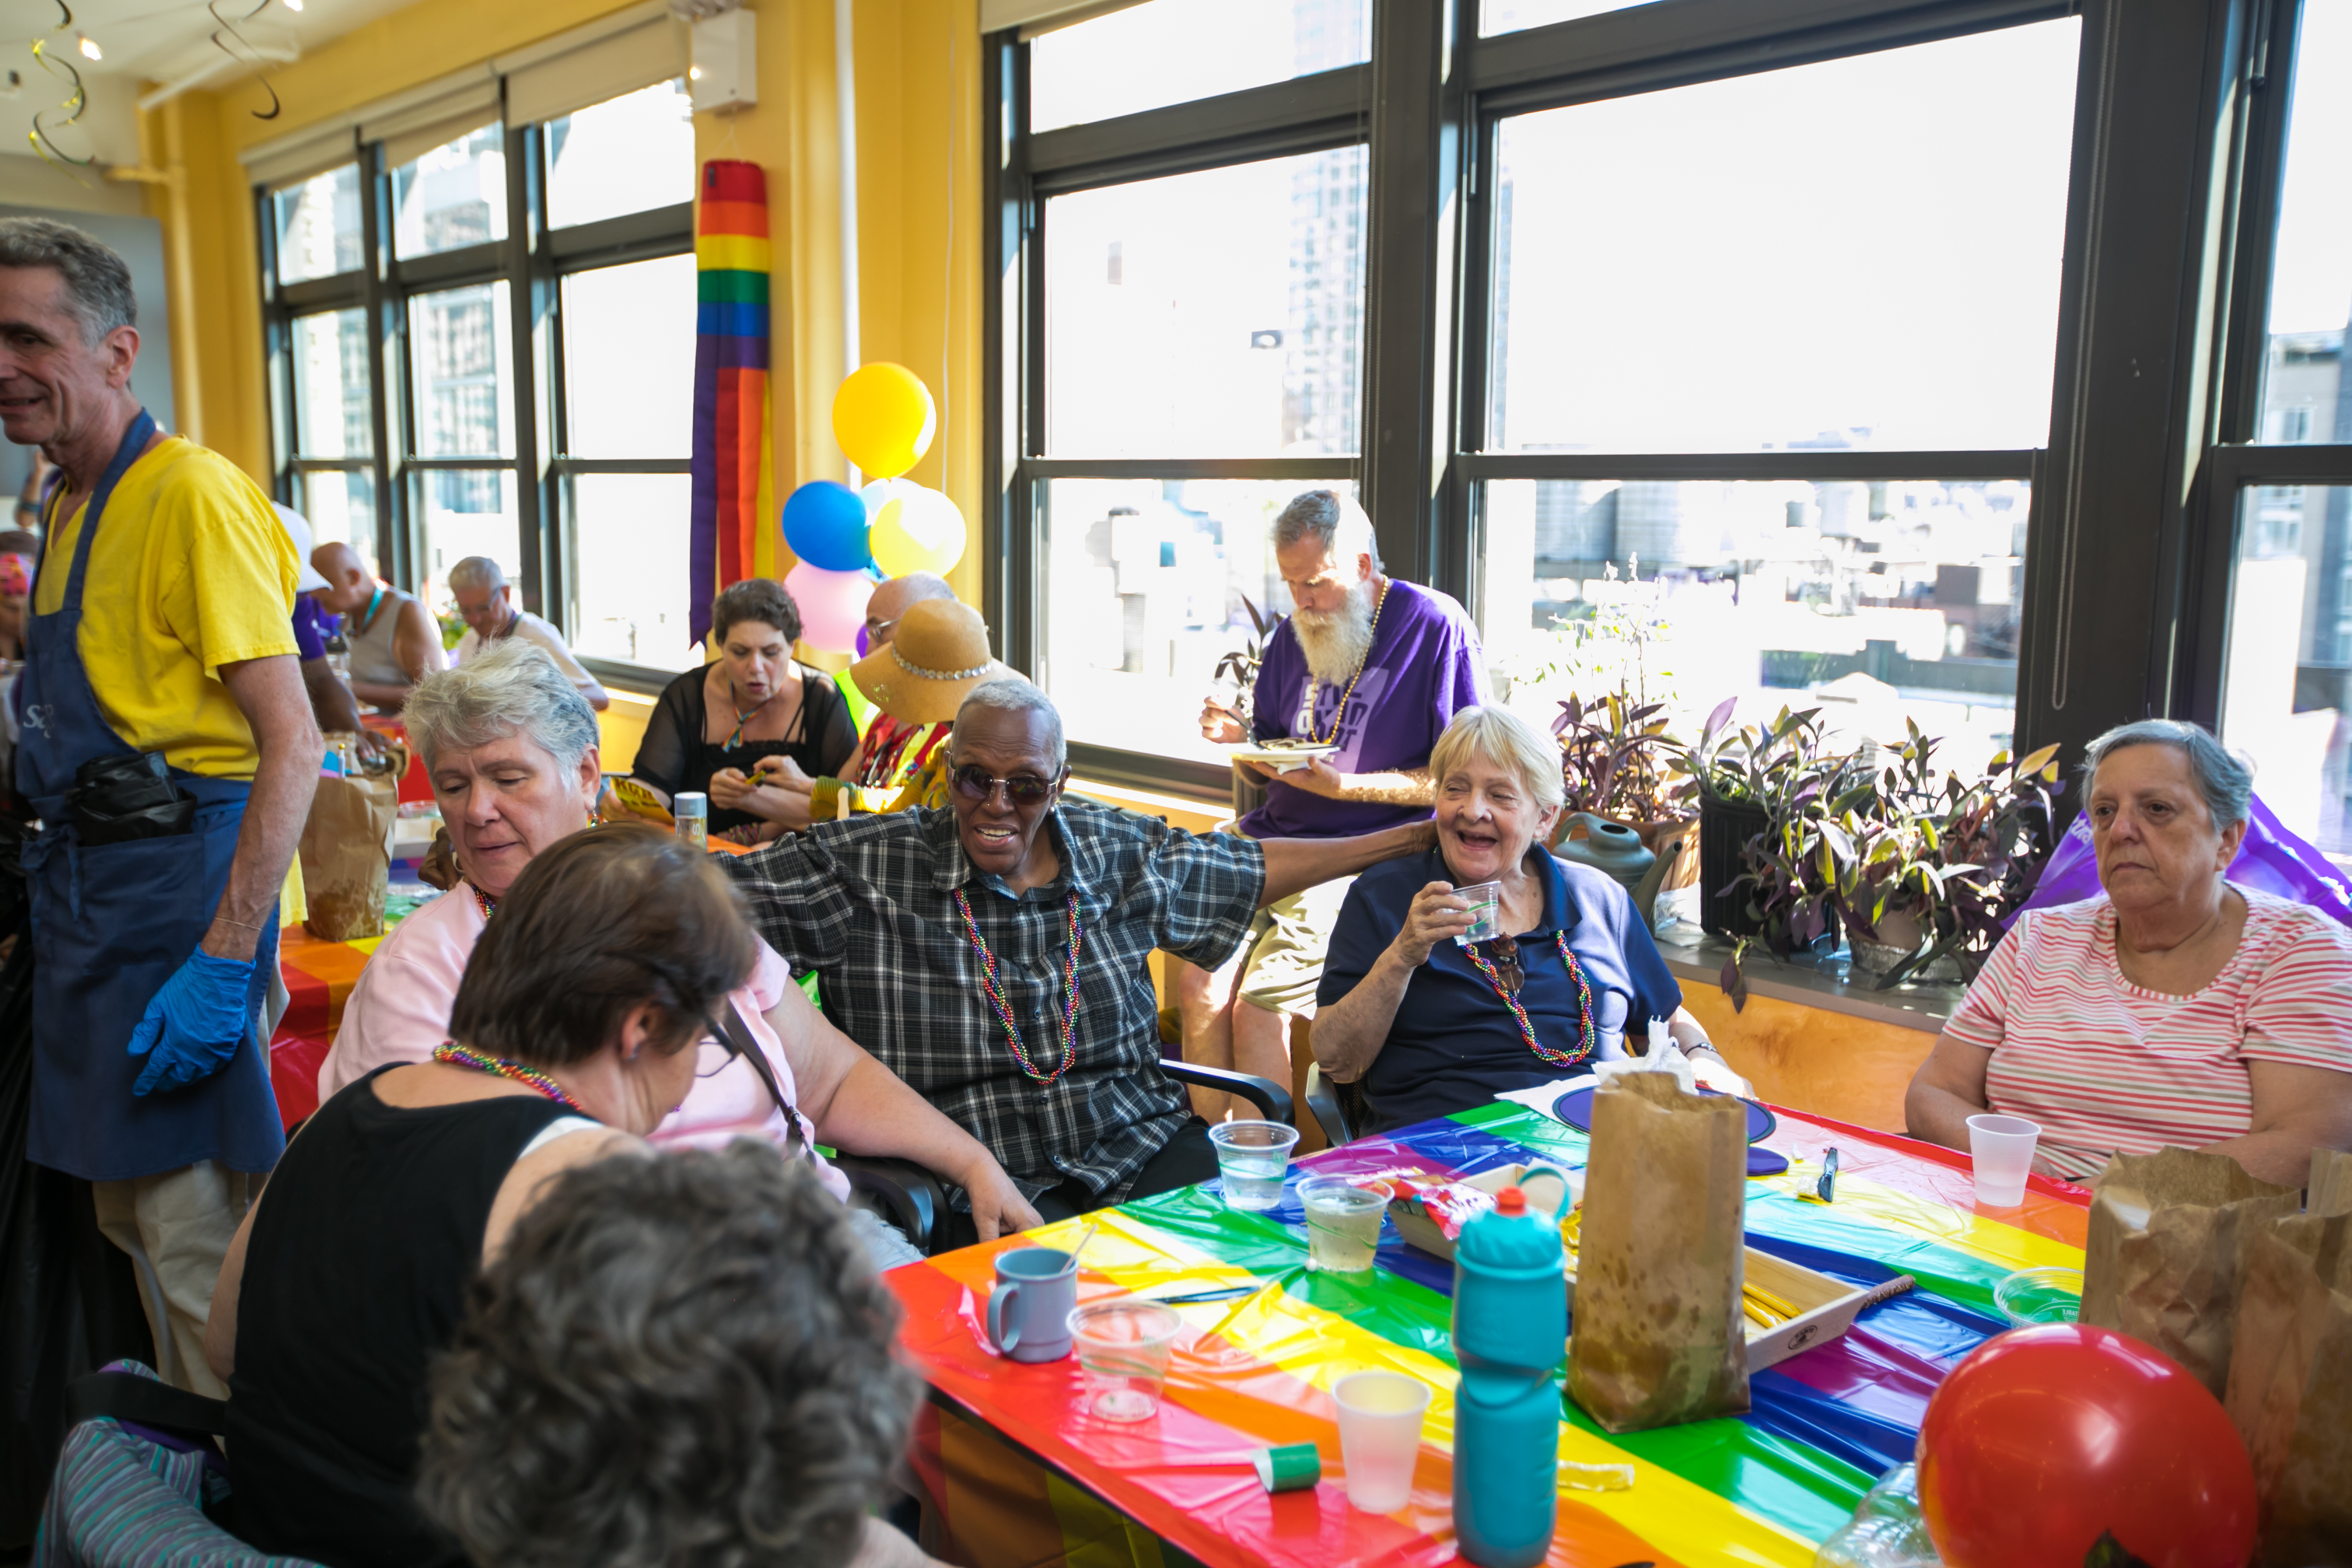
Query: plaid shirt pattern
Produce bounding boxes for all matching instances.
[724,798,1267,1201]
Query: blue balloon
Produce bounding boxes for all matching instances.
[781,480,871,572]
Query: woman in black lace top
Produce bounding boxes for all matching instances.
[628,579,858,839]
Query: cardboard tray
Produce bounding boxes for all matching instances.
[1386,1164,1872,1370]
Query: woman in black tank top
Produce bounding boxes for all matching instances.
[208,827,756,1568]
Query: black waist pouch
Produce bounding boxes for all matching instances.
[67,752,196,846]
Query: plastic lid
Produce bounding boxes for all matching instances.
[1456,1185,1562,1271]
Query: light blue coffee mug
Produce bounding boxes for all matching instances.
[987,1246,1077,1362]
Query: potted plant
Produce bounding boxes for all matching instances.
[1827,725,2064,989]
[1710,720,2063,1009]
[1550,691,1683,845]
[1678,700,1841,941]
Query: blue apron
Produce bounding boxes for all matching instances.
[17,410,285,1181]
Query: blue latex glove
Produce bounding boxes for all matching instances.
[127,948,257,1097]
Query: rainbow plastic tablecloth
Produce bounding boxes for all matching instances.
[889,1099,2091,1568]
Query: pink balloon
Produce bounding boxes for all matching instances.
[784,559,873,653]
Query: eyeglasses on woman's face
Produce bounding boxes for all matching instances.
[952,765,1056,806]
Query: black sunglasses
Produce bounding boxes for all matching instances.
[952,765,1056,806]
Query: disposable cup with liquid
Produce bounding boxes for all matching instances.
[1209,1119,1301,1211]
[1451,881,1504,946]
[1070,1299,1182,1422]
[1966,1113,2041,1208]
[1300,1176,1387,1273]
[1333,1370,1431,1513]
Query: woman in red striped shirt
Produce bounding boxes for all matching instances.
[1905,720,2352,1187]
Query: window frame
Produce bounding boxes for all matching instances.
[257,89,695,693]
[988,0,2110,800]
[2177,0,2352,733]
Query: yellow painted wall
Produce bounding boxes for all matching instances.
[139,0,985,606]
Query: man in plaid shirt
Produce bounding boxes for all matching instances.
[725,678,1433,1247]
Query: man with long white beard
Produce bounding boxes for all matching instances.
[1191,490,1486,1103]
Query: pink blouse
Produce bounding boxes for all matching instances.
[316,887,849,1200]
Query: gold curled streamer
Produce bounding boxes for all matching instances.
[205,0,281,120]
[25,36,91,172]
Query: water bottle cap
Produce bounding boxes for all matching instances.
[1494,1186,1526,1216]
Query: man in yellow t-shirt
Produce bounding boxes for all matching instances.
[1,217,323,1397]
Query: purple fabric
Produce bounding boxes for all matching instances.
[289,595,327,662]
[688,341,719,647]
[1236,579,1486,839]
[2007,793,2352,931]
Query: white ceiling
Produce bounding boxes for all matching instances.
[82,0,401,86]
[0,0,408,166]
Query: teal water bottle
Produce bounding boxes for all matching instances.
[1452,1187,1567,1568]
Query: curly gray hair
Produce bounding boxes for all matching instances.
[2081,718,2253,830]
[417,1144,914,1568]
[402,641,598,774]
[956,677,1067,772]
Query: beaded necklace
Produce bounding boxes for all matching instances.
[1463,932,1597,1069]
[1308,579,1388,746]
[952,888,1084,1082]
[468,881,496,922]
[723,679,778,749]
[431,1041,591,1113]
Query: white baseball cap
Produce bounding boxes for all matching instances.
[273,502,333,595]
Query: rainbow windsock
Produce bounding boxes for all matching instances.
[690,159,773,645]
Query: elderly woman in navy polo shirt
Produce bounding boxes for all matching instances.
[1312,705,1748,1132]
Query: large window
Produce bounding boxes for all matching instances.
[1012,0,1371,772]
[2212,0,2352,864]
[996,0,2093,788]
[258,72,695,683]
[1478,19,2078,779]
[560,254,700,671]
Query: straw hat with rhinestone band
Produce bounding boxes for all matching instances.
[809,599,1014,818]
[849,599,1013,724]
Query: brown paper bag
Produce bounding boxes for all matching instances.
[1566,1073,1749,1432]
[2223,1206,2352,1565]
[299,765,396,942]
[2081,1148,2299,1398]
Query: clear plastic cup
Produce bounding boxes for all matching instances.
[1300,1176,1387,1273]
[1995,1265,2084,1326]
[1450,881,1504,946]
[1966,1113,2042,1209]
[1070,1300,1182,1422]
[1332,1371,1430,1513]
[1209,1119,1301,1211]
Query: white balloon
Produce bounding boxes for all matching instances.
[859,476,920,525]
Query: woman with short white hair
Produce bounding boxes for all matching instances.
[1312,705,1742,1131]
[1908,718,2352,1185]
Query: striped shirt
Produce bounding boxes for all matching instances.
[1945,886,2352,1180]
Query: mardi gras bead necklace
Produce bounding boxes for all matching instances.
[468,881,496,922]
[1463,932,1597,1069]
[953,888,1084,1082]
[431,1041,591,1113]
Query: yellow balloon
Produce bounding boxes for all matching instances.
[832,363,937,479]
[870,485,968,577]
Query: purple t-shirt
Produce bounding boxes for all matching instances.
[1237,579,1487,840]
[290,595,327,662]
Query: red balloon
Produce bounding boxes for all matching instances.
[1917,1324,2257,1568]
